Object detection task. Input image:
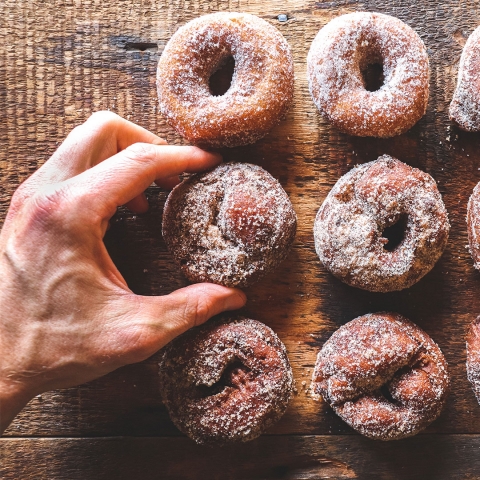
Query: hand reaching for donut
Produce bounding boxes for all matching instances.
[0,111,247,434]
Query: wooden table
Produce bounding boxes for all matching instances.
[2,0,480,478]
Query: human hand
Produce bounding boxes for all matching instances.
[0,111,246,433]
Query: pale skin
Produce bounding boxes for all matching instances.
[0,111,247,434]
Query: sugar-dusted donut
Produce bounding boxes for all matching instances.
[307,12,429,137]
[467,316,480,404]
[467,181,480,269]
[162,162,297,287]
[158,316,294,445]
[449,26,480,131]
[314,155,449,292]
[311,312,450,440]
[156,12,294,147]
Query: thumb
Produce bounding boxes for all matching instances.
[114,284,247,364]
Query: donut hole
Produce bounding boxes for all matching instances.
[381,214,408,251]
[361,61,385,92]
[198,359,251,397]
[209,56,235,96]
[380,383,397,404]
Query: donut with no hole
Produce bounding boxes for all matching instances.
[314,155,449,292]
[156,12,294,147]
[158,316,294,445]
[162,162,297,288]
[311,312,450,440]
[307,12,429,137]
[449,25,480,131]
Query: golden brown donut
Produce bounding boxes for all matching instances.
[307,12,429,137]
[311,312,450,441]
[158,316,294,445]
[314,155,449,292]
[162,162,297,287]
[156,12,294,147]
[467,317,480,404]
[449,26,480,131]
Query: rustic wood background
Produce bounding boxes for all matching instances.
[2,0,480,478]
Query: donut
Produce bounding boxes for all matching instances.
[156,12,294,147]
[307,12,429,137]
[162,162,297,287]
[449,26,480,131]
[467,182,480,269]
[314,155,449,292]
[467,316,480,404]
[311,312,450,441]
[158,316,294,445]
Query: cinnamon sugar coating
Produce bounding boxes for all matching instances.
[156,12,294,147]
[467,317,480,404]
[307,12,429,137]
[467,182,480,269]
[162,162,297,287]
[449,26,480,131]
[158,316,294,445]
[314,155,449,292]
[311,313,449,441]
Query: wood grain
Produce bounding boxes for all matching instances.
[2,0,480,478]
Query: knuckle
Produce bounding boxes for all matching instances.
[183,294,212,327]
[84,111,121,133]
[30,185,72,225]
[124,142,158,163]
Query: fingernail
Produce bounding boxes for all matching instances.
[226,290,247,309]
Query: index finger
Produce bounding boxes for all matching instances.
[66,143,222,218]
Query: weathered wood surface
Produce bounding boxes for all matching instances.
[2,0,480,478]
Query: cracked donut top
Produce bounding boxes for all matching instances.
[307,12,429,137]
[314,155,449,292]
[162,162,297,287]
[158,316,294,445]
[311,312,449,440]
[449,25,480,131]
[156,12,294,147]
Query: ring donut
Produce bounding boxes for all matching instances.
[449,25,480,131]
[311,312,450,440]
[158,316,294,445]
[156,12,294,147]
[314,155,449,292]
[307,12,429,137]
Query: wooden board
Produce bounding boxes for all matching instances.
[2,0,480,478]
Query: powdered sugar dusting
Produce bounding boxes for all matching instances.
[314,155,449,292]
[162,162,297,287]
[311,312,450,440]
[307,12,429,137]
[466,182,480,269]
[158,316,294,445]
[157,12,294,147]
[449,25,480,131]
[467,316,480,404]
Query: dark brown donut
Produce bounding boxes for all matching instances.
[311,313,450,440]
[467,182,480,270]
[162,162,297,287]
[156,12,294,147]
[449,25,480,131]
[158,316,294,445]
[307,12,429,137]
[314,155,449,292]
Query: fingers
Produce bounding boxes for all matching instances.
[23,111,167,192]
[66,144,221,218]
[110,284,247,364]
